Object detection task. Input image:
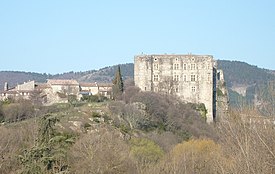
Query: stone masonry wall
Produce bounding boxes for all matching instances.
[134,54,218,123]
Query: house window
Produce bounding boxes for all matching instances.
[153,75,159,81]
[191,64,196,70]
[183,64,187,70]
[191,75,196,81]
[192,86,196,92]
[184,75,187,82]
[153,64,159,70]
[174,75,179,81]
[174,64,179,70]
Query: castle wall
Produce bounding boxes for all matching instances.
[134,54,217,123]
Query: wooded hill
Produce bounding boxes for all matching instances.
[1,61,274,114]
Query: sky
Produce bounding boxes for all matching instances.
[0,0,274,74]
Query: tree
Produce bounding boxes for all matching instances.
[158,76,179,95]
[19,114,75,173]
[112,65,124,100]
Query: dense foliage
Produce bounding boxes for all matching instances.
[112,66,124,100]
[217,60,275,87]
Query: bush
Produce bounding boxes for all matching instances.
[130,138,164,166]
[2,100,34,122]
[81,94,108,103]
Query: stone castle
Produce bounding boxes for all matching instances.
[134,54,226,123]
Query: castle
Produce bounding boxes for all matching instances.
[134,54,225,123]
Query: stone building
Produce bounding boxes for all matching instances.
[0,81,36,100]
[134,54,225,123]
[79,82,113,99]
[79,82,99,95]
[0,79,113,104]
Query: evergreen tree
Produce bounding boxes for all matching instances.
[112,65,124,100]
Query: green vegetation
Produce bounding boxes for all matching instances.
[0,91,275,173]
[130,138,164,164]
[217,60,275,87]
[218,60,275,115]
[0,63,133,90]
[1,61,275,173]
[112,65,124,100]
[81,94,108,103]
[19,114,75,174]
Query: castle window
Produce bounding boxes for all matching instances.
[154,58,158,61]
[183,64,187,70]
[192,86,196,92]
[207,73,211,81]
[191,75,196,81]
[191,64,196,70]
[153,75,159,81]
[175,87,179,93]
[174,64,179,70]
[153,64,159,70]
[174,75,179,81]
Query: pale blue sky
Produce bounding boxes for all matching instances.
[0,0,274,74]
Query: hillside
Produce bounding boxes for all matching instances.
[217,60,275,115]
[1,61,274,115]
[0,63,134,90]
[0,71,50,90]
[217,60,275,87]
[1,89,274,173]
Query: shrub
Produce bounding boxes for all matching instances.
[129,138,164,165]
[81,95,108,103]
[2,100,34,122]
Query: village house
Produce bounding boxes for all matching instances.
[0,81,36,100]
[79,82,113,99]
[79,82,99,95]
[0,79,113,104]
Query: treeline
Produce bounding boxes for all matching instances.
[217,60,275,87]
[0,63,134,90]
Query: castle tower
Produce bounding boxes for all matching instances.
[134,54,219,123]
[4,82,8,91]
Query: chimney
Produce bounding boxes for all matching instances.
[4,82,8,91]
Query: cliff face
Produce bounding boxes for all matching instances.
[216,70,229,120]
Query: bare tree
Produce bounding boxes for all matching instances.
[158,76,179,95]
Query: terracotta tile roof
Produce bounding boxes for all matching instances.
[36,83,51,89]
[47,79,79,86]
[79,82,98,87]
[97,83,113,87]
